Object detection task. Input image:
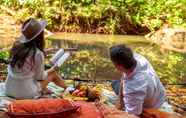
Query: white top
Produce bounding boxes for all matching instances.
[5,49,47,99]
[122,53,166,115]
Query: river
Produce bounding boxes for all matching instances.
[0,33,185,83]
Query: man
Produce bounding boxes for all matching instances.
[109,44,167,116]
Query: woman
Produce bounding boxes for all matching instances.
[5,18,66,99]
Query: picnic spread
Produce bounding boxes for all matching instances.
[0,48,183,118]
[0,80,182,118]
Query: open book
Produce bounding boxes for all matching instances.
[50,49,71,67]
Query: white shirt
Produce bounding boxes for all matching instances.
[122,53,166,115]
[5,49,47,99]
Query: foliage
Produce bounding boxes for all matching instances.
[134,0,186,30]
[0,51,9,60]
[0,0,20,8]
[0,0,185,34]
[0,51,9,74]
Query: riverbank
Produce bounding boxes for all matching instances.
[0,0,186,35]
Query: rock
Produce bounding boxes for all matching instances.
[145,24,186,53]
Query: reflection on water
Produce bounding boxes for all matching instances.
[46,33,149,80]
[47,33,149,57]
[49,33,147,44]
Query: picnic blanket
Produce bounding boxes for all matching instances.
[0,82,182,118]
[0,82,66,111]
[0,82,65,98]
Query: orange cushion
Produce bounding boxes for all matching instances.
[7,99,79,118]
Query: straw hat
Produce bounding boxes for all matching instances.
[19,18,47,43]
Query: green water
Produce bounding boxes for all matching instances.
[47,33,186,84]
[46,33,150,80]
[47,33,150,57]
[1,33,185,83]
[48,33,149,47]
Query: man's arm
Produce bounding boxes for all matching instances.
[115,75,125,110]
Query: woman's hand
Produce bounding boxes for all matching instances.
[46,67,67,89]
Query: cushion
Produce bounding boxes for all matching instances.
[7,98,79,118]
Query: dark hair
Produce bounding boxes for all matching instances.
[109,44,136,69]
[10,31,45,68]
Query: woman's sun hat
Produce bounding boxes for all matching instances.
[19,18,47,43]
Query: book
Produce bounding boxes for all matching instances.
[50,49,64,64]
[50,49,71,67]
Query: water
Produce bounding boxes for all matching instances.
[0,33,149,81]
[47,33,149,57]
[46,33,149,80]
[0,32,185,83]
[48,33,148,47]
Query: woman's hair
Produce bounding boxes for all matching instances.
[109,44,136,69]
[10,30,45,69]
